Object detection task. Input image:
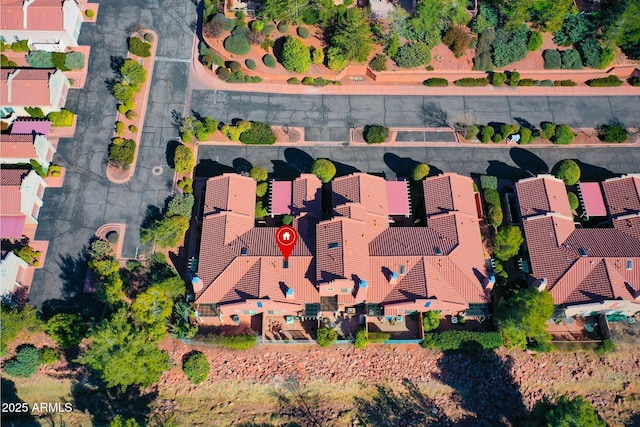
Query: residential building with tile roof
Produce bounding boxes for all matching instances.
[194,171,490,327]
[0,0,85,49]
[0,250,30,298]
[516,175,640,317]
[0,68,70,116]
[0,168,46,239]
[1,133,56,169]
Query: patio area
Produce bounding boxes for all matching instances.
[319,312,362,338]
[367,314,421,340]
[263,315,318,341]
[547,317,600,342]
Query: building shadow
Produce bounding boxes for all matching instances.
[509,147,548,176]
[383,153,420,179]
[333,160,360,177]
[354,378,454,426]
[1,378,39,427]
[194,159,235,178]
[574,160,617,182]
[435,344,528,426]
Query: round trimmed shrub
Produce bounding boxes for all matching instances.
[228,61,242,72]
[144,33,154,42]
[287,77,300,84]
[125,110,137,120]
[480,125,494,143]
[483,188,500,206]
[423,78,449,87]
[568,192,579,210]
[85,9,95,18]
[106,231,119,244]
[412,163,430,181]
[223,34,251,55]
[239,122,276,145]
[263,54,276,68]
[129,125,138,133]
[256,182,268,197]
[249,166,268,181]
[297,27,310,39]
[553,124,575,145]
[369,54,387,72]
[363,125,389,144]
[554,159,581,185]
[182,351,209,384]
[277,22,289,33]
[492,133,503,143]
[282,214,293,225]
[115,121,125,134]
[519,127,533,144]
[311,159,336,183]
[465,125,480,140]
[245,59,257,70]
[217,67,231,80]
[281,36,311,73]
[262,24,276,36]
[598,125,627,142]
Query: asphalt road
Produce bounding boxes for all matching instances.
[190,92,640,141]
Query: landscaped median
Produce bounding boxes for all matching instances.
[106,28,158,184]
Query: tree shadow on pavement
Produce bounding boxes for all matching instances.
[423,102,450,127]
[71,380,158,427]
[435,344,528,427]
[166,140,180,168]
[233,158,253,174]
[272,160,302,180]
[354,378,454,426]
[284,148,315,173]
[194,159,235,178]
[509,148,548,177]
[573,160,617,182]
[486,160,530,181]
[1,378,39,427]
[383,153,419,179]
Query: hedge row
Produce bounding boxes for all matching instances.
[422,331,503,352]
[200,333,258,350]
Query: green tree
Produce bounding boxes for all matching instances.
[96,272,126,305]
[363,125,389,144]
[261,0,298,22]
[329,7,373,62]
[3,344,42,378]
[89,257,120,277]
[173,144,194,173]
[529,395,606,427]
[256,182,268,197]
[132,286,174,340]
[554,159,581,185]
[45,313,86,349]
[315,327,338,347]
[327,47,348,71]
[496,289,554,349]
[182,351,210,384]
[89,238,114,260]
[154,276,186,300]
[110,416,141,427]
[394,41,432,68]
[141,215,190,249]
[493,226,524,261]
[504,0,533,32]
[167,193,195,217]
[47,109,74,127]
[568,192,579,210]
[169,301,198,340]
[0,304,43,356]
[531,0,574,33]
[311,158,337,183]
[281,36,311,73]
[422,311,441,332]
[602,0,640,59]
[411,163,430,181]
[77,309,170,392]
[488,205,504,227]
[249,166,269,182]
[120,59,147,86]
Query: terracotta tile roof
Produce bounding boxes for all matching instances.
[203,174,256,217]
[1,68,57,107]
[614,214,640,241]
[564,229,640,258]
[602,175,640,218]
[0,0,65,32]
[0,134,36,159]
[10,119,51,135]
[423,173,477,217]
[332,173,389,217]
[0,169,29,215]
[369,226,457,257]
[516,175,573,219]
[292,174,322,218]
[316,217,369,283]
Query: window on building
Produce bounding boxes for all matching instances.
[283,259,289,268]
[627,259,633,270]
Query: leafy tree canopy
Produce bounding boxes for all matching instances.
[0,304,43,356]
[141,215,190,249]
[281,36,311,73]
[493,226,524,261]
[330,7,373,62]
[45,313,87,349]
[553,159,581,185]
[495,289,554,349]
[311,158,337,183]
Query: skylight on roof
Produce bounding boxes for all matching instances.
[257,301,263,308]
[328,242,340,249]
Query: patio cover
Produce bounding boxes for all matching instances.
[270,181,292,215]
[386,181,410,215]
[10,119,51,135]
[0,215,26,239]
[579,182,607,217]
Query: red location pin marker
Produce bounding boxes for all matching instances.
[275,225,298,260]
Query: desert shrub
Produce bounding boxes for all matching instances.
[394,41,431,68]
[553,124,575,145]
[47,109,74,127]
[256,182,268,197]
[473,29,495,71]
[228,60,242,72]
[129,125,138,133]
[465,125,480,139]
[422,331,503,351]
[239,121,276,145]
[369,54,387,72]
[255,201,268,218]
[527,31,543,51]
[41,347,58,364]
[443,26,471,57]
[281,37,311,73]
[311,159,336,183]
[543,49,561,69]
[182,351,209,384]
[203,333,258,350]
[423,77,449,87]
[128,37,151,57]
[364,125,389,144]
[125,110,137,120]
[25,107,45,118]
[491,72,507,86]
[316,327,338,347]
[144,33,154,42]
[263,54,277,68]
[534,79,554,86]
[302,76,315,85]
[277,22,289,33]
[519,127,533,144]
[367,332,391,343]
[85,9,95,18]
[287,77,300,84]
[216,67,231,81]
[595,339,616,354]
[224,34,251,55]
[109,139,136,166]
[561,49,583,70]
[518,78,534,86]
[554,79,577,87]
[598,125,627,142]
[540,122,556,139]
[64,52,85,70]
[282,214,293,225]
[297,27,310,39]
[454,77,489,86]
[586,75,623,87]
[26,51,53,68]
[508,71,520,86]
[174,144,194,173]
[3,345,42,378]
[554,159,581,185]
[480,125,494,143]
[567,192,579,210]
[500,124,520,138]
[483,188,500,206]
[245,59,257,70]
[106,231,119,244]
[492,27,529,67]
[262,24,276,35]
